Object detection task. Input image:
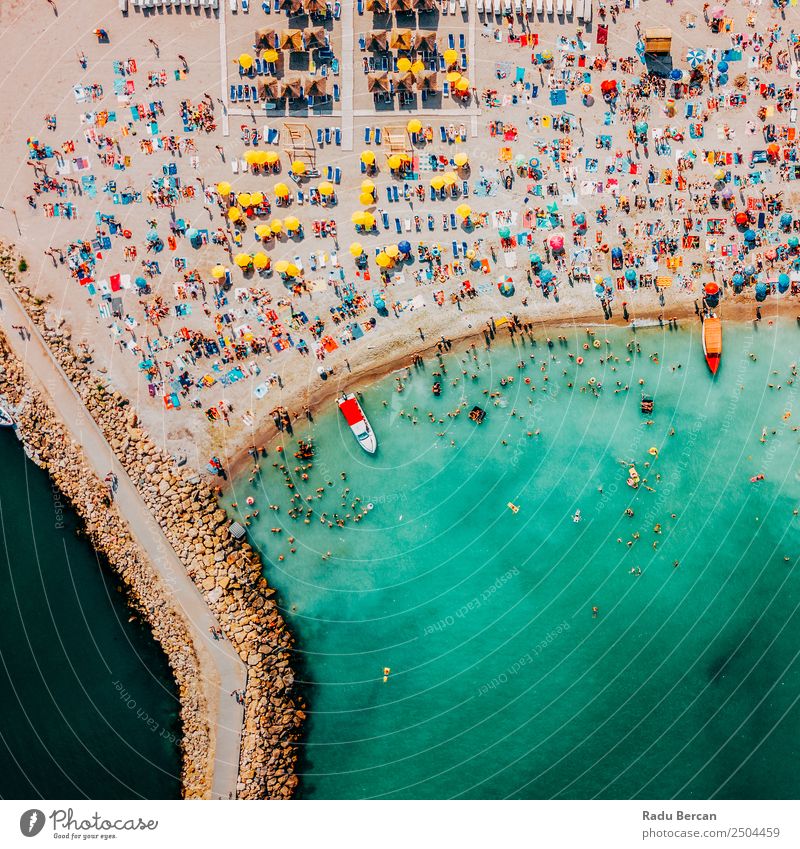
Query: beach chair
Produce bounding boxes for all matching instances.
[459,33,466,50]
[365,126,372,144]
[556,0,564,14]
[262,0,269,11]
[462,180,469,196]
[357,0,363,12]
[566,0,573,13]
[392,186,399,202]
[449,0,456,12]
[374,128,382,145]
[325,127,332,144]
[493,0,501,12]
[230,85,237,102]
[448,34,455,50]
[386,187,393,202]
[476,0,484,11]
[443,81,450,97]
[460,54,468,71]
[232,159,239,173]
[334,167,342,184]
[545,0,553,13]
[526,0,532,11]
[395,218,402,233]
[452,241,459,257]
[536,0,543,11]
[381,211,389,229]
[242,0,249,9]
[317,128,324,145]
[335,128,341,145]
[460,0,467,10]
[333,84,340,101]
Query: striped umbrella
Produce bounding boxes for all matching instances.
[687,49,706,68]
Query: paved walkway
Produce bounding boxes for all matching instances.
[340,0,355,151]
[0,275,246,800]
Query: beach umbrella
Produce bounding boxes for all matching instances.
[291,160,306,175]
[549,234,564,251]
[318,181,335,196]
[284,216,301,232]
[388,154,404,170]
[407,118,422,134]
[717,60,729,73]
[211,265,226,279]
[529,253,542,267]
[359,192,374,206]
[411,60,425,75]
[778,273,790,292]
[744,229,756,242]
[244,150,259,165]
[361,179,375,193]
[713,168,726,181]
[235,253,252,268]
[255,223,272,239]
[263,48,279,63]
[670,68,683,81]
[789,236,799,248]
[216,181,232,196]
[362,212,376,230]
[732,272,744,287]
[185,227,199,241]
[765,248,777,261]
[498,277,515,297]
[253,251,270,270]
[446,71,462,84]
[755,281,768,301]
[238,192,252,208]
[253,151,270,167]
[687,49,706,68]
[625,269,637,283]
[443,48,458,66]
[227,207,241,222]
[398,240,411,254]
[498,226,511,238]
[600,79,617,94]
[273,182,290,198]
[455,77,470,93]
[270,219,283,234]
[250,191,265,206]
[744,264,756,276]
[352,210,367,225]
[389,28,412,51]
[539,269,554,284]
[239,53,254,70]
[442,171,458,186]
[734,211,748,226]
[274,259,290,274]
[430,175,446,190]
[385,244,400,258]
[780,213,793,228]
[718,74,728,86]
[146,229,159,242]
[711,5,724,18]
[768,142,781,158]
[349,242,364,257]
[634,121,648,134]
[360,150,376,166]
[575,213,586,226]
[454,152,469,168]
[285,263,300,277]
[397,57,412,73]
[540,49,553,61]
[375,252,392,268]
[264,151,280,165]
[456,203,472,219]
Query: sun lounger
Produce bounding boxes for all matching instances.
[230,84,237,102]
[449,0,456,11]
[232,159,239,173]
[395,218,402,233]
[365,126,372,144]
[229,0,237,9]
[476,0,484,11]
[566,0,572,13]
[536,0,543,11]
[556,0,564,13]
[334,167,342,184]
[460,0,467,11]
[374,128,382,144]
[357,0,364,12]
[119,0,128,11]
[262,0,270,10]
[493,0,501,12]
[381,211,389,229]
[545,0,553,13]
[514,0,521,11]
[335,128,341,145]
[583,0,591,20]
[242,0,249,9]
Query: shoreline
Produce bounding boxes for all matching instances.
[223,294,789,482]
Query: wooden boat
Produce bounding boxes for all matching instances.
[338,394,377,454]
[702,313,722,374]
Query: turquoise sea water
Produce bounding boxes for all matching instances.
[0,433,181,799]
[226,320,800,799]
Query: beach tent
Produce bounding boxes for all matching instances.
[415,31,437,52]
[367,72,391,93]
[280,30,304,52]
[390,29,413,51]
[303,0,327,13]
[304,28,327,51]
[256,28,278,49]
[416,0,438,9]
[390,0,415,10]
[280,0,303,11]
[393,72,416,91]
[366,31,389,51]
[259,78,282,100]
[280,77,304,99]
[366,0,389,10]
[304,77,328,98]
[417,71,438,91]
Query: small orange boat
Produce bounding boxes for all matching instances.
[702,313,722,375]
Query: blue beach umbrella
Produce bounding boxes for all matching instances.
[146,229,159,242]
[718,74,729,86]
[594,283,605,298]
[529,253,542,267]
[134,276,148,289]
[778,273,790,292]
[670,68,683,81]
[625,268,637,282]
[635,121,648,134]
[539,268,555,284]
[755,282,768,301]
[717,60,729,73]
[575,213,586,226]
[780,213,793,229]
[744,264,756,277]
[744,229,756,242]
[732,272,744,286]
[398,240,411,254]
[788,235,799,248]
[499,226,511,239]
[687,49,706,68]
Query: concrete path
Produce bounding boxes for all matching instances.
[0,275,246,800]
[339,0,355,151]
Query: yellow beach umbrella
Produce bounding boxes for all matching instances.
[351,210,367,225]
[254,150,269,166]
[375,252,392,268]
[360,150,376,166]
[237,192,252,208]
[397,57,412,73]
[360,179,375,193]
[269,218,283,234]
[239,53,254,69]
[456,203,472,219]
[454,152,469,168]
[284,216,300,232]
[250,191,264,206]
[291,160,306,175]
[255,223,272,239]
[253,251,270,269]
[264,151,280,165]
[211,264,227,279]
[273,182,290,198]
[285,263,300,277]
[446,71,461,84]
[244,151,259,165]
[216,181,231,196]
[443,49,458,66]
[430,175,446,190]
[388,154,403,170]
[384,244,400,258]
[411,60,425,75]
[318,181,335,196]
[407,118,422,134]
[349,242,364,257]
[234,253,252,268]
[274,259,290,273]
[227,207,241,221]
[362,212,376,229]
[455,77,470,92]
[263,48,279,63]
[359,192,375,206]
[442,171,458,186]
[465,248,476,260]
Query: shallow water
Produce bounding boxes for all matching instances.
[0,433,181,799]
[227,319,800,799]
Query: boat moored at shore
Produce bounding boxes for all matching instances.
[338,394,377,454]
[702,313,722,375]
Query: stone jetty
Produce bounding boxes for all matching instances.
[0,244,303,799]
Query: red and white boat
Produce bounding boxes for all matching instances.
[338,393,377,454]
[702,312,722,375]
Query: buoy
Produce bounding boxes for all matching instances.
[507,502,520,513]
[122,229,132,239]
[576,356,584,365]
[366,503,374,511]
[383,667,391,683]
[588,377,596,385]
[593,339,601,348]
[648,447,658,456]
[246,496,255,505]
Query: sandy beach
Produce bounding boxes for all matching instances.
[1,0,800,478]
